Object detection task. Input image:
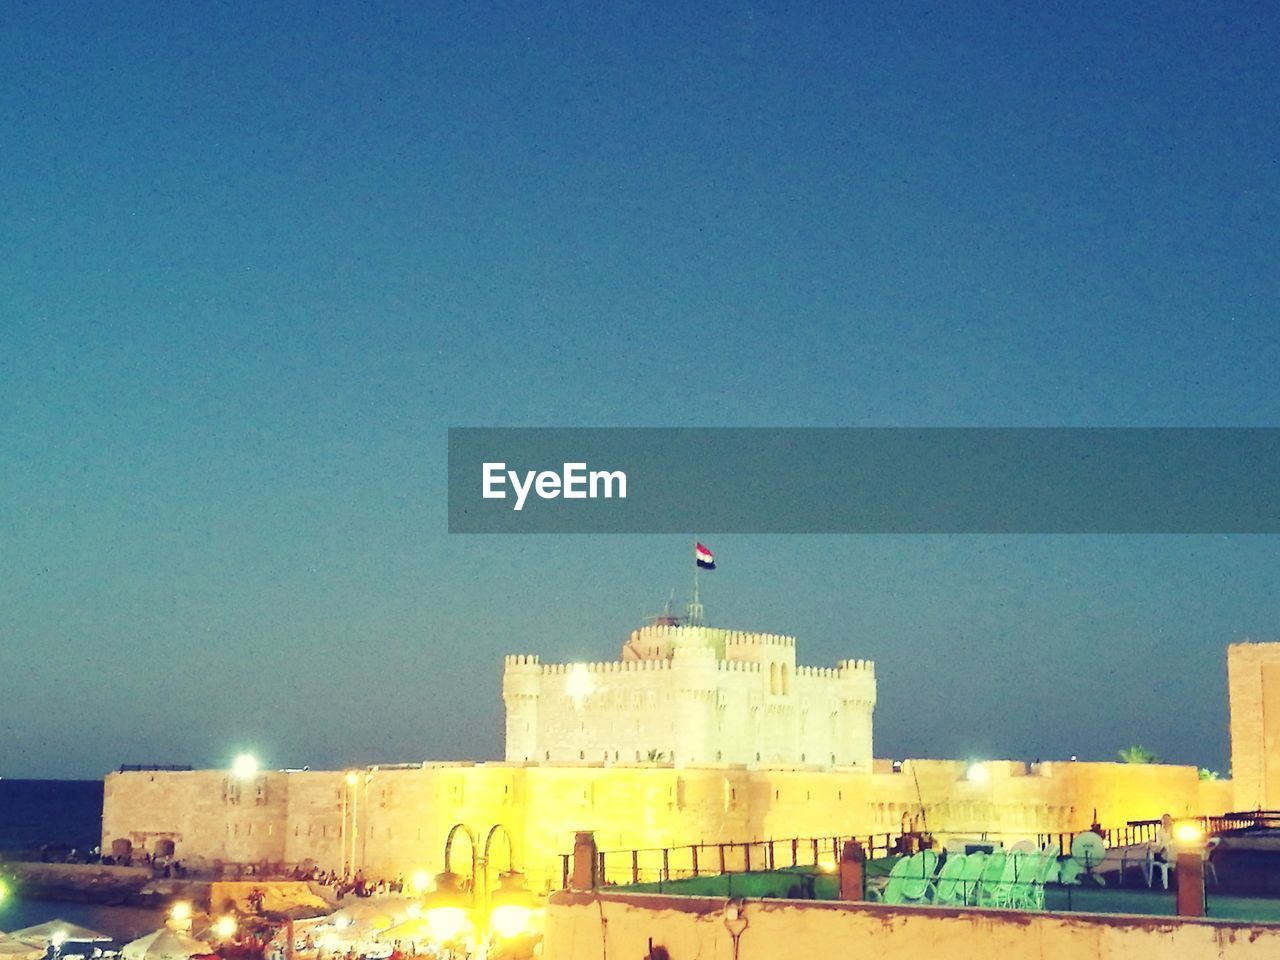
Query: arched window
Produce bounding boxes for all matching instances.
[769,662,779,695]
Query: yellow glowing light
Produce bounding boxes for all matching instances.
[424,906,469,944]
[345,770,359,786]
[488,871,538,939]
[411,869,432,893]
[966,762,989,783]
[171,901,193,922]
[1175,822,1205,845]
[231,754,259,779]
[566,663,594,706]
[489,904,533,939]
[0,879,7,903]
[213,916,237,939]
[816,854,838,873]
[50,933,67,949]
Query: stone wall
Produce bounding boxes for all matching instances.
[1227,641,1280,810]
[102,759,1231,893]
[545,891,1280,960]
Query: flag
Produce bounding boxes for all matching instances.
[695,542,716,570]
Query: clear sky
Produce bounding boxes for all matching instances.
[2,1,1277,779]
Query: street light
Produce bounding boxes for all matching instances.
[423,824,478,946]
[483,824,537,941]
[232,754,259,780]
[423,870,471,943]
[213,916,237,940]
[1174,821,1205,846]
[169,901,193,934]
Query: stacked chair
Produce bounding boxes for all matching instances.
[868,843,1061,910]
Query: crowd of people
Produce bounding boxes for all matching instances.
[291,865,408,899]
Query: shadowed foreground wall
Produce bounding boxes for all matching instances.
[546,892,1280,960]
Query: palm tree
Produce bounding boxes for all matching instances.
[1117,745,1159,764]
[646,750,667,762]
[1198,768,1221,781]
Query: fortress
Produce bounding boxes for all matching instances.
[503,624,875,769]
[100,619,1272,892]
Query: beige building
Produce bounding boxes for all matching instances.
[1227,641,1280,810]
[503,623,876,769]
[101,618,1242,892]
[102,758,1229,892]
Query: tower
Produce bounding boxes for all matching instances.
[1227,642,1280,810]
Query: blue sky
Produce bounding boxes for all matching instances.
[2,1,1278,777]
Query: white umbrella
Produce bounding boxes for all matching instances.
[9,922,112,947]
[120,929,213,960]
[0,936,46,960]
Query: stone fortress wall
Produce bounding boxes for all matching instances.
[103,758,1230,893]
[100,625,1260,893]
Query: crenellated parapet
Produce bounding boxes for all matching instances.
[505,620,875,769]
[837,658,878,706]
[503,655,543,697]
[540,659,674,675]
[716,659,763,673]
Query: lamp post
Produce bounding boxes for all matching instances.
[342,770,361,877]
[482,824,537,943]
[424,824,479,951]
[1174,821,1207,918]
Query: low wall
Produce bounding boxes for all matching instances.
[1,862,153,903]
[546,891,1280,960]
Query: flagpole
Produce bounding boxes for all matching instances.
[689,539,703,626]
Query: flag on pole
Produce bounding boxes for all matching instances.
[695,542,716,570]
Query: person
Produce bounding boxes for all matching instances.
[1154,813,1176,862]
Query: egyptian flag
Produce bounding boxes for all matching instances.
[695,542,716,570]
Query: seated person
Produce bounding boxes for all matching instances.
[1154,813,1176,862]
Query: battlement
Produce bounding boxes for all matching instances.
[795,665,841,679]
[724,631,797,649]
[540,659,674,675]
[627,625,798,654]
[837,659,875,675]
[503,620,876,769]
[715,659,763,673]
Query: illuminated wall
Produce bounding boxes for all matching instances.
[100,637,1239,892]
[1227,641,1280,810]
[503,625,876,769]
[102,758,1230,892]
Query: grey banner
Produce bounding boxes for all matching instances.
[447,428,1280,534]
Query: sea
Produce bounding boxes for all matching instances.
[0,779,163,941]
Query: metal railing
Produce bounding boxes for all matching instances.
[560,833,903,888]
[563,812,1278,891]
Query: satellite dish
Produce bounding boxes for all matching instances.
[1070,831,1107,873]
